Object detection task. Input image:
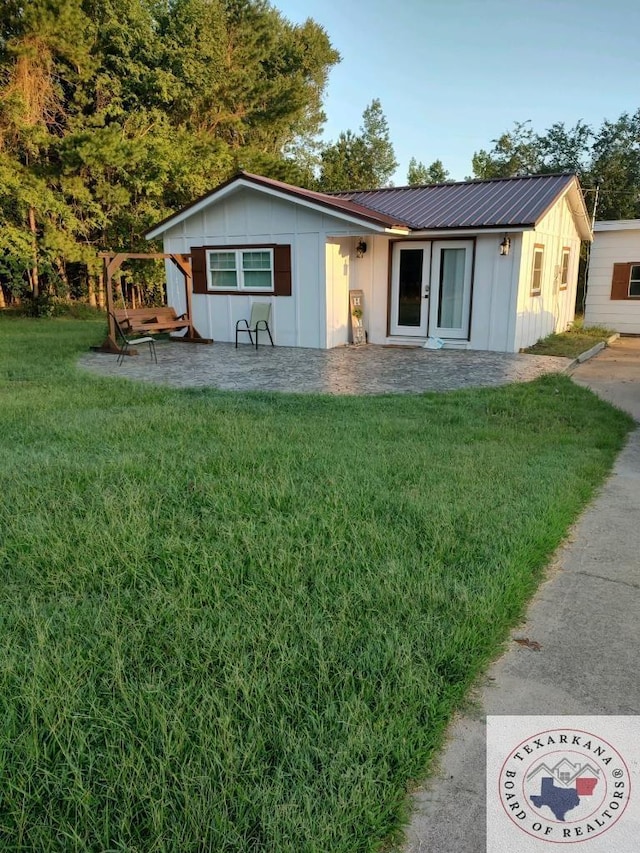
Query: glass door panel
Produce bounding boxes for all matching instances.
[390,242,430,336]
[431,241,473,339]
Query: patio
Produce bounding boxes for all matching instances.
[78,342,571,395]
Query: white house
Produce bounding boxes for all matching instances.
[585,220,640,334]
[146,171,592,352]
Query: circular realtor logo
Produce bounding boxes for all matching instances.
[498,727,630,843]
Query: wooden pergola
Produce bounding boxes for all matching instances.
[95,252,212,355]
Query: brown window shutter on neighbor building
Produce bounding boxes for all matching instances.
[191,247,207,293]
[611,263,631,300]
[273,244,292,296]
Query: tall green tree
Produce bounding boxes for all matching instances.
[407,157,449,185]
[319,99,397,191]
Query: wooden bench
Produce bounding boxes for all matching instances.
[114,307,189,334]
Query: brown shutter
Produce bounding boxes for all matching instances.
[273,244,292,296]
[611,263,631,300]
[191,247,207,293]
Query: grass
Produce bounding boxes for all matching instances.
[524,317,616,358]
[0,316,633,851]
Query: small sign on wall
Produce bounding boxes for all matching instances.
[349,289,366,345]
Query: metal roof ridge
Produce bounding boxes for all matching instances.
[330,172,577,197]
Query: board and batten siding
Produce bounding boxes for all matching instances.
[585,222,640,334]
[350,233,522,352]
[514,195,581,351]
[325,239,351,348]
[160,188,366,348]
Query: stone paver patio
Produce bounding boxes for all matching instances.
[79,342,571,395]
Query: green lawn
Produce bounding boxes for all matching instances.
[0,316,633,851]
[524,318,616,358]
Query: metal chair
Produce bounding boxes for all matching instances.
[235,303,274,349]
[109,310,158,365]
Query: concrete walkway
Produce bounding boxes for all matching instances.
[78,342,570,395]
[403,337,640,852]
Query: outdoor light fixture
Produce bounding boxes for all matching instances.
[356,240,367,258]
[500,235,511,256]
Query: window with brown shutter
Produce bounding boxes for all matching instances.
[610,262,640,299]
[188,244,292,296]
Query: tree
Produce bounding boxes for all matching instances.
[471,121,543,179]
[588,111,640,220]
[359,98,397,186]
[319,99,397,191]
[0,0,340,305]
[407,157,449,185]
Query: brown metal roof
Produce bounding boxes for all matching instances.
[146,171,587,240]
[332,173,578,230]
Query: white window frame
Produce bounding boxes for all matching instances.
[629,264,640,298]
[559,247,570,291]
[206,248,274,292]
[531,245,544,296]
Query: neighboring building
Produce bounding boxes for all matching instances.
[146,171,591,351]
[585,220,640,334]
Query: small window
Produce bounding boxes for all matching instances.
[559,248,570,291]
[531,245,544,296]
[629,265,640,297]
[209,252,238,289]
[207,248,274,292]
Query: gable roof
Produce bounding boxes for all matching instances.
[145,171,408,239]
[146,170,592,241]
[333,173,590,235]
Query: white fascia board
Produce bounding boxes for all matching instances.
[406,226,528,239]
[564,181,593,241]
[594,219,640,232]
[145,178,393,240]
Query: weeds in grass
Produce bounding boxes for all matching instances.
[0,316,633,851]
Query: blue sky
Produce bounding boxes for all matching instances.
[275,0,640,183]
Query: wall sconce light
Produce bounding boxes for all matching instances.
[499,235,511,256]
[356,240,367,259]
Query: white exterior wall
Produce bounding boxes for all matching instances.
[347,233,522,352]
[161,188,367,349]
[347,235,389,345]
[514,196,581,351]
[325,239,351,347]
[467,234,520,352]
[585,224,640,333]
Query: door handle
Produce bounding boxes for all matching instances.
[423,288,430,298]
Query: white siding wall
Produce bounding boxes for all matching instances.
[348,235,389,345]
[349,233,522,352]
[325,239,351,348]
[585,226,640,333]
[161,188,363,348]
[467,234,519,352]
[514,196,581,351]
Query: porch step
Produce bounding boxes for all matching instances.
[384,337,470,350]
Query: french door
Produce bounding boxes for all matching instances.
[390,242,431,336]
[429,241,473,340]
